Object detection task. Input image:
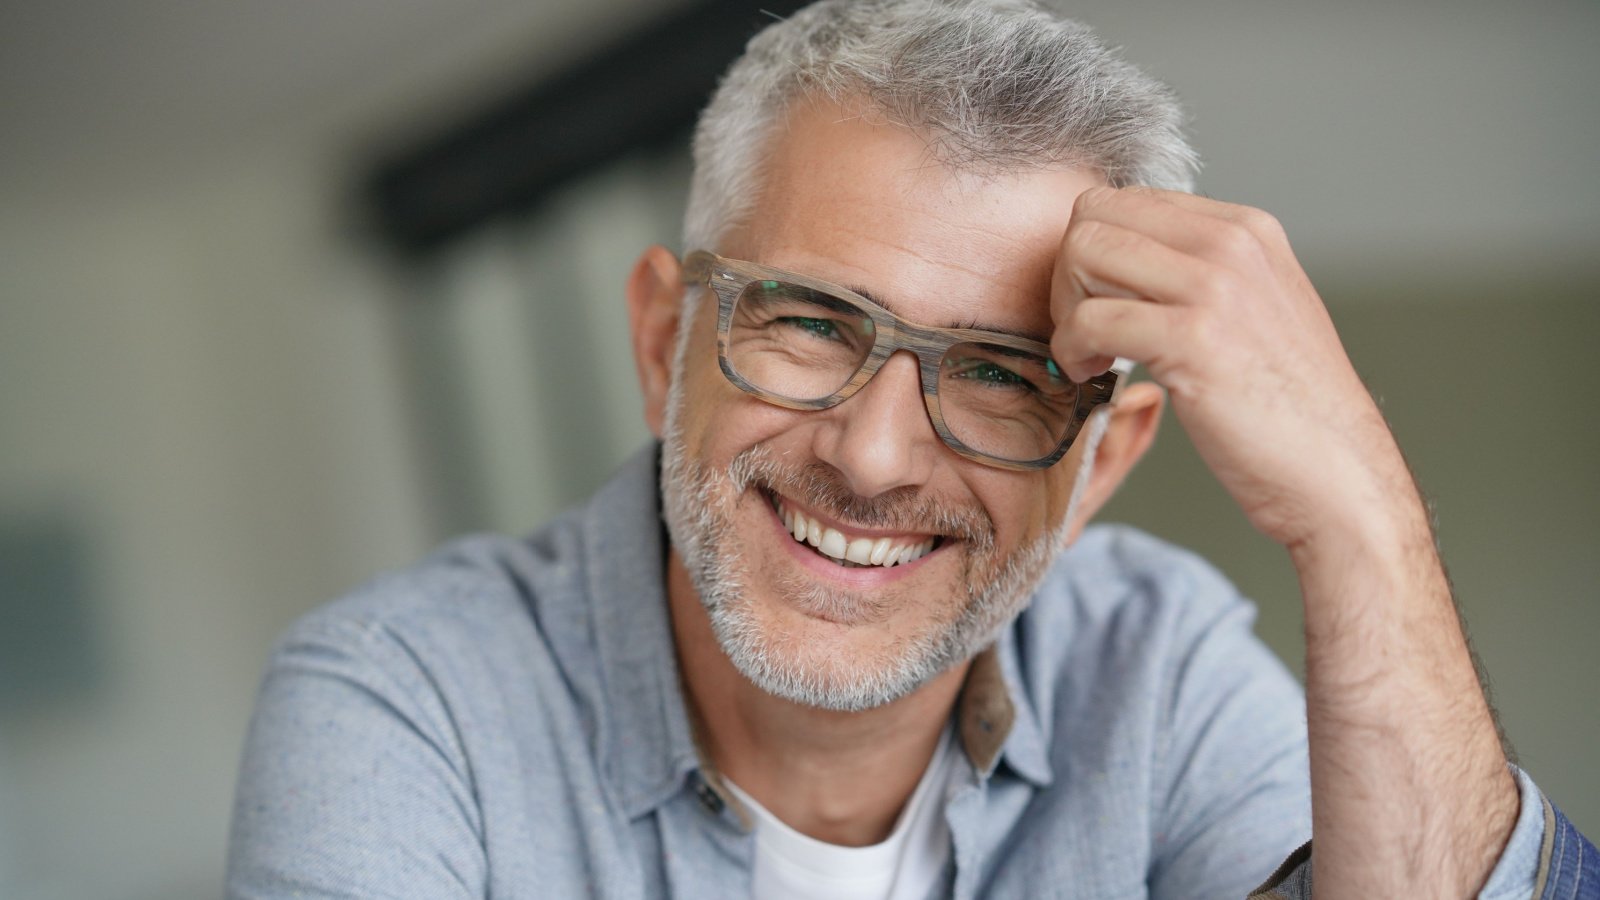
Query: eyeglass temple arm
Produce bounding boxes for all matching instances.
[680,251,710,285]
[1105,357,1136,403]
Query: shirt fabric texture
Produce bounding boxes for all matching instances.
[227,444,1573,898]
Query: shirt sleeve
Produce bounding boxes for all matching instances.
[1247,765,1599,899]
[226,612,485,899]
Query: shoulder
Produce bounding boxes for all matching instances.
[231,519,598,896]
[265,509,597,715]
[302,501,590,634]
[1009,524,1294,733]
[1025,522,1254,638]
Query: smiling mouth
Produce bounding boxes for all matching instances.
[765,491,945,568]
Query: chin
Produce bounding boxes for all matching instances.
[661,429,1062,712]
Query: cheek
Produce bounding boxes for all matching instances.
[976,467,1075,549]
[674,327,806,462]
[670,316,733,450]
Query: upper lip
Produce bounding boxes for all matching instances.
[766,489,943,543]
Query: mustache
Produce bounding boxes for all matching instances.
[726,445,995,549]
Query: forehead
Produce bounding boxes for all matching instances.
[730,97,1104,334]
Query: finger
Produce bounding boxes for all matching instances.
[1072,186,1227,255]
[1052,297,1177,383]
[1073,186,1286,258]
[1124,186,1282,230]
[1114,186,1287,244]
[1059,219,1232,310]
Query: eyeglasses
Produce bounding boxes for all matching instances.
[682,250,1128,471]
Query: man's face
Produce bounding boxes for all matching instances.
[661,99,1106,711]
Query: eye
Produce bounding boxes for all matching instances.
[778,316,842,340]
[946,358,1033,390]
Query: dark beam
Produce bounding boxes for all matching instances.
[362,0,809,257]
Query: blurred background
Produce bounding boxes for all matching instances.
[1,0,1596,896]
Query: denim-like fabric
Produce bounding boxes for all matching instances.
[1252,765,1552,899]
[225,444,1550,898]
[1539,798,1599,899]
[1497,768,1556,898]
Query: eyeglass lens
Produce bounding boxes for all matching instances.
[727,279,1079,463]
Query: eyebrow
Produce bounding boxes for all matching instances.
[846,284,1051,345]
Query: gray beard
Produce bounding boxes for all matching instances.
[659,374,1109,712]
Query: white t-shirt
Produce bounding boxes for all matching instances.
[722,726,958,900]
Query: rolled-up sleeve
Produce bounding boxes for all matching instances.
[1248,765,1598,899]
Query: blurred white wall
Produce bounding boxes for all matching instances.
[1,3,692,896]
[0,1,1595,897]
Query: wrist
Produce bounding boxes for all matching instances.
[1285,482,1435,576]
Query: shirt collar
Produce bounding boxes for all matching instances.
[585,443,1053,820]
[959,636,1053,787]
[584,445,701,819]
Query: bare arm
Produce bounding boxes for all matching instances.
[1049,185,1517,896]
[1290,445,1516,897]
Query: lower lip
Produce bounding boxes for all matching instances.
[761,491,946,586]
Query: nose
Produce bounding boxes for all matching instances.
[810,350,941,498]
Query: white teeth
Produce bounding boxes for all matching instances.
[888,541,933,567]
[869,537,893,565]
[844,538,875,565]
[818,528,847,560]
[776,498,939,569]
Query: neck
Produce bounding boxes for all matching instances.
[666,550,968,847]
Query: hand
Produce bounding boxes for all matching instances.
[1050,186,1411,549]
[1051,188,1521,896]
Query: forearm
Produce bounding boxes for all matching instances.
[1290,464,1517,898]
[1049,186,1527,894]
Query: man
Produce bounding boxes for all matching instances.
[228,1,1594,897]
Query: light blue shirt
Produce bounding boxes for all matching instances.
[227,445,1558,898]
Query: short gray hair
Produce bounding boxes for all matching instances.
[682,0,1199,254]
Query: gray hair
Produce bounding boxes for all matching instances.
[681,0,1199,254]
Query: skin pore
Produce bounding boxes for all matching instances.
[627,97,1161,846]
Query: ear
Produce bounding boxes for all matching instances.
[626,245,685,438]
[1066,381,1164,540]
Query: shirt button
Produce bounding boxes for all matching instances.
[696,781,724,816]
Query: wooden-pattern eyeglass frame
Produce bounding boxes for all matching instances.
[682,250,1128,471]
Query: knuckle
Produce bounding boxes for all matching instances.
[1073,298,1109,330]
[1194,265,1237,301]
[1060,301,1093,333]
[1240,205,1285,239]
[1208,221,1260,261]
[1070,218,1133,256]
[1064,219,1110,264]
[1050,331,1082,364]
[1072,185,1118,216]
[1182,310,1221,354]
[1067,216,1104,247]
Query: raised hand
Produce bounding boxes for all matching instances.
[1049,185,1520,898]
[1049,185,1410,552]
